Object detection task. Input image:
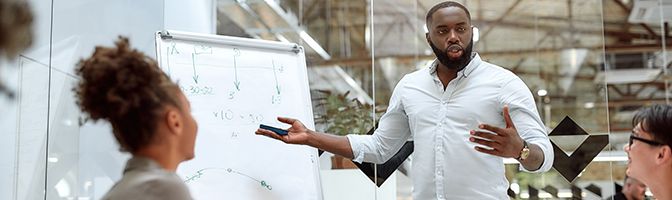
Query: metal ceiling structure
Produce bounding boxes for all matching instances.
[215,0,671,148]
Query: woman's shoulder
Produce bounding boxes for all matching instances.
[102,170,192,200]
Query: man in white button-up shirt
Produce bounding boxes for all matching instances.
[257,1,553,199]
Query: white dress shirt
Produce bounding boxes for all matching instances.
[347,53,553,200]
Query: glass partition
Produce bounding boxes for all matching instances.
[370,0,423,199]
[605,0,670,199]
[519,0,613,198]
[215,0,378,199]
[371,0,615,199]
[1,0,52,199]
[1,0,166,199]
[4,0,671,199]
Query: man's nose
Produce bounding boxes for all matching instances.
[623,144,630,152]
[447,30,459,44]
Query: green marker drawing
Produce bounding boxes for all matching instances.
[233,48,241,91]
[272,60,280,95]
[170,42,179,54]
[185,168,273,191]
[191,53,199,84]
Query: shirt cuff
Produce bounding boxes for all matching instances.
[519,139,554,173]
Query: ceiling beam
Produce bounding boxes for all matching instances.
[310,42,672,67]
[603,98,670,107]
[479,0,523,39]
[302,0,320,23]
[612,0,659,39]
[473,19,661,41]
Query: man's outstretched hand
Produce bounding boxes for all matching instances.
[256,117,312,145]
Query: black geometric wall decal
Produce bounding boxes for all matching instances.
[507,188,516,198]
[529,186,539,200]
[584,184,602,197]
[551,116,590,136]
[542,185,559,198]
[571,185,583,200]
[354,141,413,187]
[351,121,414,187]
[550,116,609,183]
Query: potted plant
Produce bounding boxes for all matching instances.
[314,90,378,169]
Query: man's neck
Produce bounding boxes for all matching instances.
[436,63,459,90]
[648,172,672,200]
[623,192,643,200]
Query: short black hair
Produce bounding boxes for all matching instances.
[632,104,672,147]
[425,1,472,26]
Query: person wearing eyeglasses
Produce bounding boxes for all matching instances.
[624,104,672,200]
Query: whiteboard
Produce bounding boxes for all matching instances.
[155,30,322,200]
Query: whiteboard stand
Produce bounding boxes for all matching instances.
[155,30,323,200]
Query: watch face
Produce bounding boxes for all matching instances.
[521,149,530,159]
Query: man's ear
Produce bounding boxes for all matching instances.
[165,107,183,136]
[426,33,433,47]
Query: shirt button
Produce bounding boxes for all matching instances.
[438,195,444,199]
[437,170,442,175]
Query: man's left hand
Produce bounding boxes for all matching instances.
[470,105,525,158]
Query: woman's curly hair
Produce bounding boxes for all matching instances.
[0,0,33,58]
[0,0,34,97]
[74,36,180,153]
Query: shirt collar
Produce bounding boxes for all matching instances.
[429,53,481,78]
[124,156,164,174]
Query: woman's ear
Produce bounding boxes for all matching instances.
[165,107,183,136]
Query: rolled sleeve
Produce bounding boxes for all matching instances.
[346,77,412,164]
[499,76,554,173]
[346,134,367,163]
[524,134,554,173]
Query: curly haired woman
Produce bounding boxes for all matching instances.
[74,37,197,200]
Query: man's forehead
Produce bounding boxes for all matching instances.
[429,7,470,26]
[632,122,655,139]
[633,123,643,132]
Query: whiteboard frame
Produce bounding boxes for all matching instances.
[154,30,323,200]
[157,30,301,54]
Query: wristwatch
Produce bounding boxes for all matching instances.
[516,141,530,161]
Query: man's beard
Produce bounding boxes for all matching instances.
[429,39,473,71]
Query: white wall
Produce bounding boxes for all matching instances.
[165,0,216,34]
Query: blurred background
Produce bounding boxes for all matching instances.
[1,0,670,199]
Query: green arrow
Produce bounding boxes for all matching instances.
[233,55,240,91]
[191,53,199,84]
[272,60,280,95]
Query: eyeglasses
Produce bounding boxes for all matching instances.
[629,135,665,147]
